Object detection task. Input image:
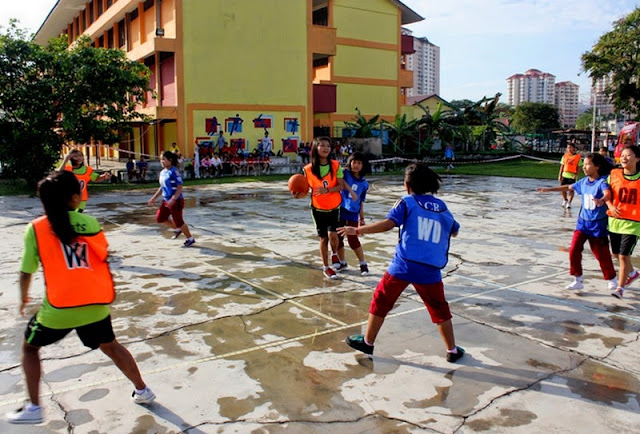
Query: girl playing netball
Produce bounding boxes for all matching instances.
[7,171,154,425]
[148,151,196,247]
[605,145,640,298]
[537,153,617,292]
[298,137,345,279]
[334,152,370,276]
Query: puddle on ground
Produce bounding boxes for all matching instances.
[566,359,640,405]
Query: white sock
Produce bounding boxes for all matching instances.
[360,261,367,265]
[574,276,583,282]
[135,387,147,394]
[26,403,40,411]
[447,347,458,354]
[364,338,374,346]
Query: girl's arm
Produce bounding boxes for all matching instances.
[169,185,183,206]
[19,272,32,317]
[314,178,344,195]
[343,182,357,200]
[57,153,71,171]
[593,189,611,207]
[148,187,162,205]
[359,204,365,226]
[338,218,395,237]
[537,185,572,193]
[96,171,112,182]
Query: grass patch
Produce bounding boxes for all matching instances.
[433,159,560,180]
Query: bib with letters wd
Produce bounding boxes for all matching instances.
[396,195,456,269]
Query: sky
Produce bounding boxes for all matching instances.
[1,0,639,104]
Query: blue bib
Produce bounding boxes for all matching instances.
[396,195,456,269]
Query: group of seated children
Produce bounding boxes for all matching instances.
[198,149,271,177]
[199,152,223,178]
[125,156,148,182]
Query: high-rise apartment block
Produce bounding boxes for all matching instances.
[402,29,440,97]
[592,75,615,116]
[555,81,579,128]
[506,69,555,106]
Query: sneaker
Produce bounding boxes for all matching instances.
[334,261,348,272]
[182,238,196,248]
[562,200,568,208]
[323,267,339,280]
[331,254,340,268]
[607,279,618,291]
[172,228,182,239]
[624,270,639,287]
[345,334,374,355]
[360,263,369,276]
[611,287,624,299]
[132,387,156,405]
[446,346,465,363]
[565,280,584,290]
[6,405,43,424]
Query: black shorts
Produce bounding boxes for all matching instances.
[311,207,340,238]
[24,314,116,350]
[560,177,576,185]
[609,233,638,256]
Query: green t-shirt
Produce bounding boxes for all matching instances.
[21,211,110,329]
[71,165,99,211]
[607,171,640,236]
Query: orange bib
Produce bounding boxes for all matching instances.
[607,169,640,222]
[304,161,342,210]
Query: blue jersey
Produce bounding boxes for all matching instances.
[386,194,460,284]
[340,170,369,221]
[571,176,610,238]
[159,167,183,201]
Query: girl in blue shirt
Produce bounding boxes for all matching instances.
[537,153,616,292]
[148,151,196,247]
[334,152,371,275]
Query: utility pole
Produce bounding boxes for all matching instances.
[591,79,597,153]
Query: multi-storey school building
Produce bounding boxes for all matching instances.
[35,0,422,159]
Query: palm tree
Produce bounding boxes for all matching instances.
[382,113,419,155]
[343,108,380,138]
[460,93,511,151]
[415,101,457,155]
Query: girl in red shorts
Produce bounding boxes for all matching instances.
[338,163,464,362]
[148,151,196,247]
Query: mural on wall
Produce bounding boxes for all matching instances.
[282,136,299,153]
[226,114,244,135]
[230,138,246,154]
[253,114,273,129]
[205,116,220,136]
[284,117,300,134]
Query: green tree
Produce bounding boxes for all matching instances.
[575,108,594,130]
[511,102,560,134]
[459,93,511,151]
[382,113,419,155]
[343,108,380,138]
[582,8,640,116]
[0,23,151,187]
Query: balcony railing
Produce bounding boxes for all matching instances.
[310,25,336,56]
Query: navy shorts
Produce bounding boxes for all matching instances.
[24,314,116,350]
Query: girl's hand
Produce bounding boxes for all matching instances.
[359,218,365,226]
[313,186,327,196]
[291,191,307,199]
[19,297,29,317]
[350,191,357,200]
[536,187,548,192]
[607,203,621,217]
[593,198,604,207]
[147,198,156,206]
[337,226,355,237]
[168,197,175,207]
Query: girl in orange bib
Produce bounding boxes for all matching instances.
[296,137,345,279]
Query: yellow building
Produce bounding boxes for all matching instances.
[36,0,422,159]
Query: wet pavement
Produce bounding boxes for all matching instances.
[0,175,638,433]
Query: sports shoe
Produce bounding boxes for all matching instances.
[172,228,182,239]
[331,253,340,268]
[565,202,571,209]
[562,200,568,208]
[323,267,339,280]
[132,387,156,405]
[607,279,618,291]
[446,346,465,363]
[334,261,348,272]
[624,270,639,287]
[345,334,374,355]
[6,405,43,424]
[565,279,583,290]
[360,263,369,276]
[611,287,624,299]
[182,238,196,248]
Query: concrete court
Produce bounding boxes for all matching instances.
[0,174,638,433]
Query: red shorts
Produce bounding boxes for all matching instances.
[156,197,185,228]
[370,272,452,324]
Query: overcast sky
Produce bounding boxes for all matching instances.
[2,0,638,103]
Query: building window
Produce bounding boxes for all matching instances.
[107,28,114,48]
[118,18,126,47]
[89,2,94,24]
[97,0,103,17]
[312,7,328,26]
[130,8,139,21]
[143,0,154,12]
[107,0,113,7]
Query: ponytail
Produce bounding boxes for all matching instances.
[37,171,81,245]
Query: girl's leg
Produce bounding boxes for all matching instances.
[587,236,616,280]
[437,319,456,350]
[319,236,329,266]
[22,342,41,406]
[328,231,339,260]
[618,254,633,287]
[99,340,146,390]
[569,230,587,277]
[364,314,385,344]
[353,245,366,263]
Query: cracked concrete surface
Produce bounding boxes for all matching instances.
[0,175,638,433]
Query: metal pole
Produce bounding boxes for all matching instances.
[591,81,597,153]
